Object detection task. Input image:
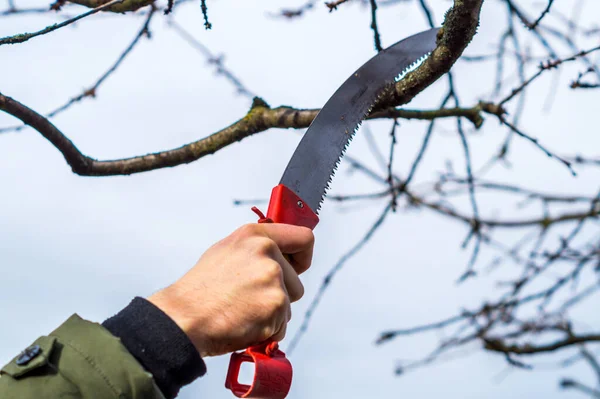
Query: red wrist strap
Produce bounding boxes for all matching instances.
[225,341,292,399]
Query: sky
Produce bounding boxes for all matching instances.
[1,0,600,398]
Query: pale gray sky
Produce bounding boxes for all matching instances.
[1,0,599,398]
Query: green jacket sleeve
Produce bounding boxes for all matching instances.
[0,314,165,399]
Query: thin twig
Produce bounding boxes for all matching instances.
[402,92,452,189]
[287,202,392,354]
[1,6,53,15]
[560,379,600,398]
[418,0,435,28]
[0,0,124,46]
[386,119,398,210]
[530,0,555,30]
[167,20,255,98]
[0,8,155,134]
[368,0,383,52]
[200,0,211,29]
[485,334,600,355]
[325,0,351,12]
[361,124,387,172]
[500,44,600,106]
[499,117,576,176]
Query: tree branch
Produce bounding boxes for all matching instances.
[325,0,351,12]
[0,99,489,176]
[369,104,485,128]
[485,334,600,355]
[287,201,393,353]
[0,0,124,46]
[408,191,600,228]
[376,0,484,109]
[560,379,600,398]
[368,0,383,52]
[67,0,151,13]
[0,7,155,135]
[530,0,555,30]
[0,0,484,176]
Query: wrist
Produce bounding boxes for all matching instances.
[147,286,210,357]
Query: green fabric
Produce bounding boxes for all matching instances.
[0,314,165,399]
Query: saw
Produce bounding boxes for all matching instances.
[225,26,440,399]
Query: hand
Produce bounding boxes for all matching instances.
[147,223,314,357]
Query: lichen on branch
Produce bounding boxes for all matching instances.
[68,0,152,12]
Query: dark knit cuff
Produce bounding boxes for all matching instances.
[102,297,206,399]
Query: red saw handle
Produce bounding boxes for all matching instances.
[225,184,319,399]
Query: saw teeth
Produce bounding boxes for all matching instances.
[315,77,423,213]
[297,29,439,214]
[315,84,395,212]
[395,52,431,82]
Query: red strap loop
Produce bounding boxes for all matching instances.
[251,206,274,224]
[225,342,292,399]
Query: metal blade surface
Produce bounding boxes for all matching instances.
[280,27,439,213]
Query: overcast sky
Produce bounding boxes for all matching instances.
[1,0,600,398]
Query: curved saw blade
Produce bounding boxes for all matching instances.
[279,27,439,214]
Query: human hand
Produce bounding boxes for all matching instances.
[147,223,314,357]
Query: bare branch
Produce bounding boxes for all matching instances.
[368,0,383,52]
[200,0,211,29]
[484,334,600,355]
[325,0,351,12]
[500,44,600,106]
[560,379,600,398]
[0,0,125,46]
[67,0,151,13]
[167,20,256,98]
[368,104,485,128]
[0,1,485,176]
[287,202,393,354]
[386,120,399,209]
[0,91,500,176]
[499,116,576,175]
[1,7,155,135]
[0,6,53,16]
[377,314,467,344]
[418,0,435,28]
[530,0,555,30]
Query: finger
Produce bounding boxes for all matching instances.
[271,316,288,342]
[261,224,315,275]
[273,251,305,302]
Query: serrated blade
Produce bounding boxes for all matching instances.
[279,27,439,214]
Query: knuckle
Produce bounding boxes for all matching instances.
[254,237,278,257]
[257,261,283,285]
[236,223,261,238]
[261,325,276,341]
[267,289,288,312]
[274,325,287,342]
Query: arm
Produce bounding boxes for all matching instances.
[0,223,314,399]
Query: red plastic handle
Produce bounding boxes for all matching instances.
[265,184,319,229]
[225,184,319,398]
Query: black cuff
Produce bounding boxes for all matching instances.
[102,297,206,399]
